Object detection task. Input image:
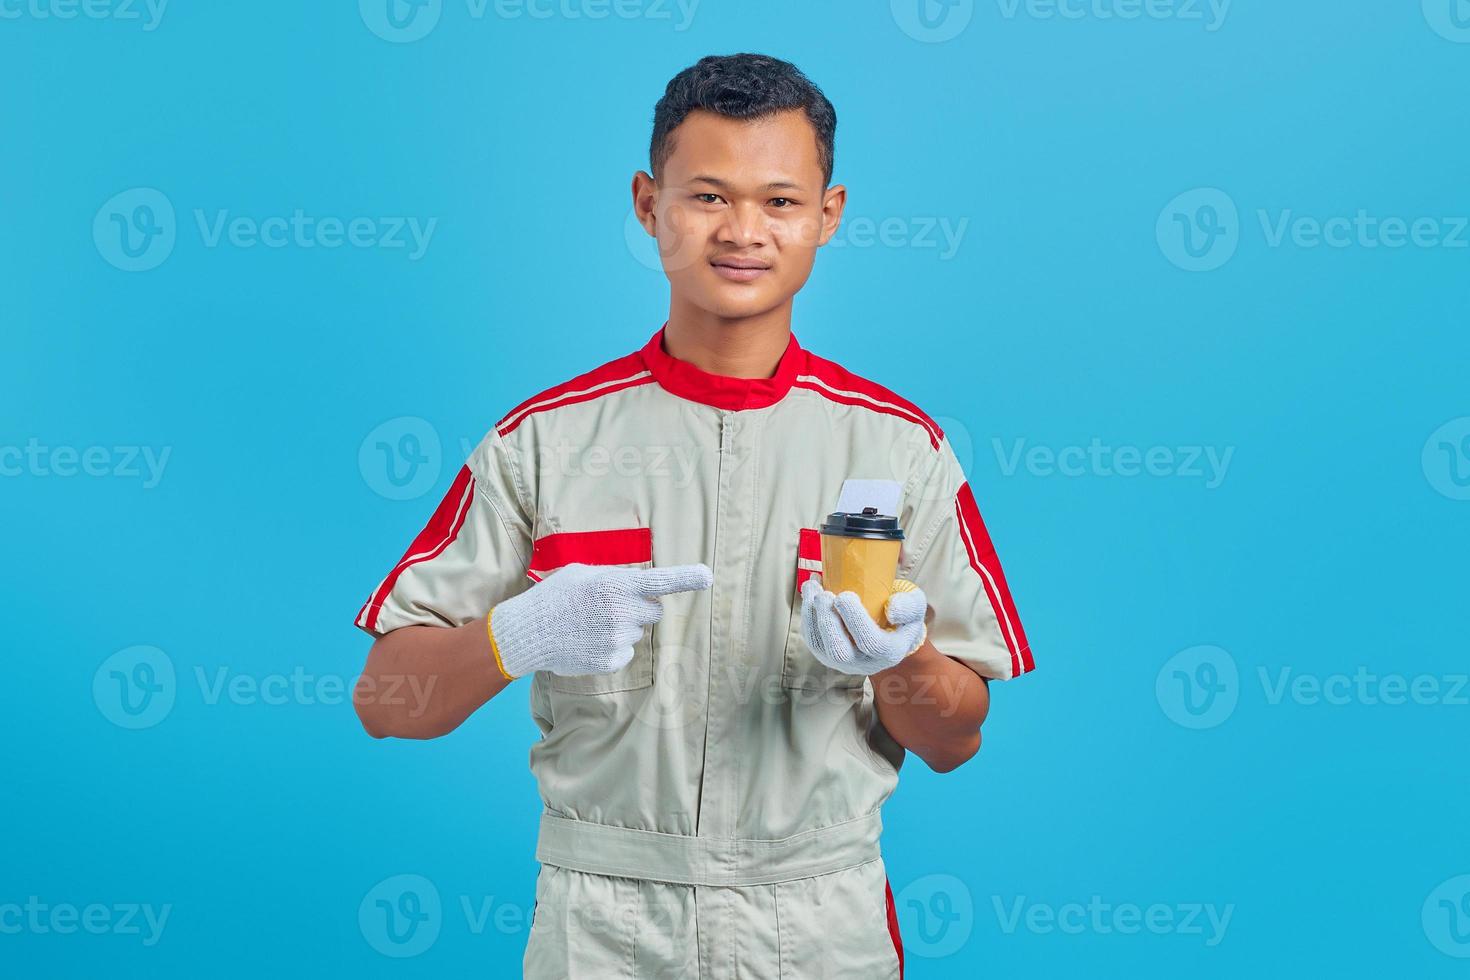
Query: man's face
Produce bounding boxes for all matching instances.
[633,109,845,321]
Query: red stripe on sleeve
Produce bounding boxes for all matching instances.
[356,465,476,633]
[954,481,1034,676]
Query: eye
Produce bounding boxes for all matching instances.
[695,193,723,204]
[770,198,795,208]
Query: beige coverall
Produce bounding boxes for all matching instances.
[355,323,1034,978]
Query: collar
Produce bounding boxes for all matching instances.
[638,321,805,411]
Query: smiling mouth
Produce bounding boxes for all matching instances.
[710,260,771,282]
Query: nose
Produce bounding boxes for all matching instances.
[716,201,767,250]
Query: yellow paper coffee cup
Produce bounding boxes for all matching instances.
[819,507,905,626]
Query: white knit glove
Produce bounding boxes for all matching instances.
[487,562,713,680]
[799,578,929,675]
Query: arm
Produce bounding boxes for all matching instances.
[354,563,715,740]
[351,431,532,740]
[354,615,511,740]
[868,432,1034,770]
[871,634,990,773]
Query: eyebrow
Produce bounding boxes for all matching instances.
[689,175,804,192]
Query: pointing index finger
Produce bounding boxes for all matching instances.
[629,563,715,598]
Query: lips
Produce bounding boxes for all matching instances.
[710,257,771,282]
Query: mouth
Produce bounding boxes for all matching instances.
[710,258,772,283]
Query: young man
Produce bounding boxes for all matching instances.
[353,53,1034,979]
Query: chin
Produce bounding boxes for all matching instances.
[686,276,783,315]
[696,291,783,320]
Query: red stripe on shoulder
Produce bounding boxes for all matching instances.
[797,352,944,449]
[494,350,650,437]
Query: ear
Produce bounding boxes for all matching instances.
[631,171,658,235]
[816,183,847,248]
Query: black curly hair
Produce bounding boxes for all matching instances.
[650,53,837,189]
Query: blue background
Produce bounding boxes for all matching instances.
[4,0,1469,975]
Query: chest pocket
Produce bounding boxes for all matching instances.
[527,525,657,696]
[781,527,865,692]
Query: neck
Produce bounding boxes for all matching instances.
[663,295,794,379]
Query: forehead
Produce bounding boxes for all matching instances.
[662,108,823,189]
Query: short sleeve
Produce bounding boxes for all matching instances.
[898,435,1034,680]
[353,427,534,637]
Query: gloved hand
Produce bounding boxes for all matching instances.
[488,562,714,680]
[799,578,929,675]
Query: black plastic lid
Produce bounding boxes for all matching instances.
[819,507,904,541]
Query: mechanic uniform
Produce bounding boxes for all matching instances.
[354,323,1035,978]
